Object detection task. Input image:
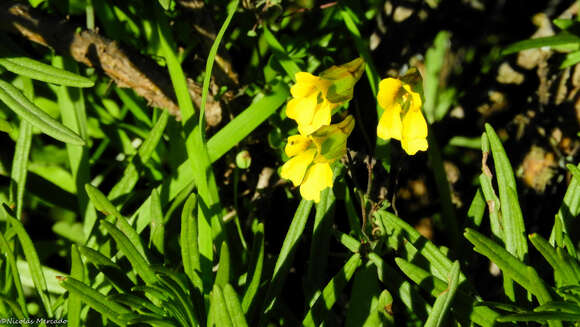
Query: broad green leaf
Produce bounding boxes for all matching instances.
[0,79,84,144]
[424,261,460,327]
[502,33,580,55]
[59,276,131,326]
[0,57,94,87]
[551,163,580,257]
[4,206,53,316]
[303,254,362,326]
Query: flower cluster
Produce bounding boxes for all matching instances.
[280,58,429,202]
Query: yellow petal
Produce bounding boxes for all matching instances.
[285,135,312,157]
[299,163,333,202]
[291,72,320,98]
[403,84,422,112]
[299,101,332,135]
[280,149,316,186]
[286,94,317,129]
[401,109,428,155]
[377,78,402,110]
[376,103,402,141]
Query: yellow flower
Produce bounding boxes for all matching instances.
[286,72,336,136]
[286,58,365,136]
[376,77,428,155]
[280,116,355,202]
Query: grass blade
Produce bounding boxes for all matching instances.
[502,33,580,55]
[0,79,84,145]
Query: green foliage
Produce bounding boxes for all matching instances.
[1,1,578,326]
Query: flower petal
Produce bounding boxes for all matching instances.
[285,135,312,157]
[299,101,333,135]
[291,72,320,98]
[401,108,428,155]
[377,103,402,141]
[299,163,333,202]
[377,78,402,110]
[280,149,316,186]
[286,94,317,129]
[403,84,422,112]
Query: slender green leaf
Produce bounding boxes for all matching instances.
[68,245,84,327]
[10,120,32,219]
[395,257,499,327]
[424,261,460,327]
[502,33,580,55]
[149,189,165,254]
[368,253,431,321]
[207,82,288,162]
[485,124,527,261]
[0,57,93,87]
[211,284,234,327]
[498,311,580,322]
[464,228,552,304]
[466,188,485,228]
[4,206,53,316]
[242,221,264,314]
[59,276,130,326]
[262,26,301,80]
[100,220,157,285]
[530,233,579,286]
[223,284,249,327]
[303,254,361,326]
[0,79,84,144]
[180,193,202,289]
[424,31,451,123]
[215,242,232,287]
[0,231,27,317]
[262,200,313,315]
